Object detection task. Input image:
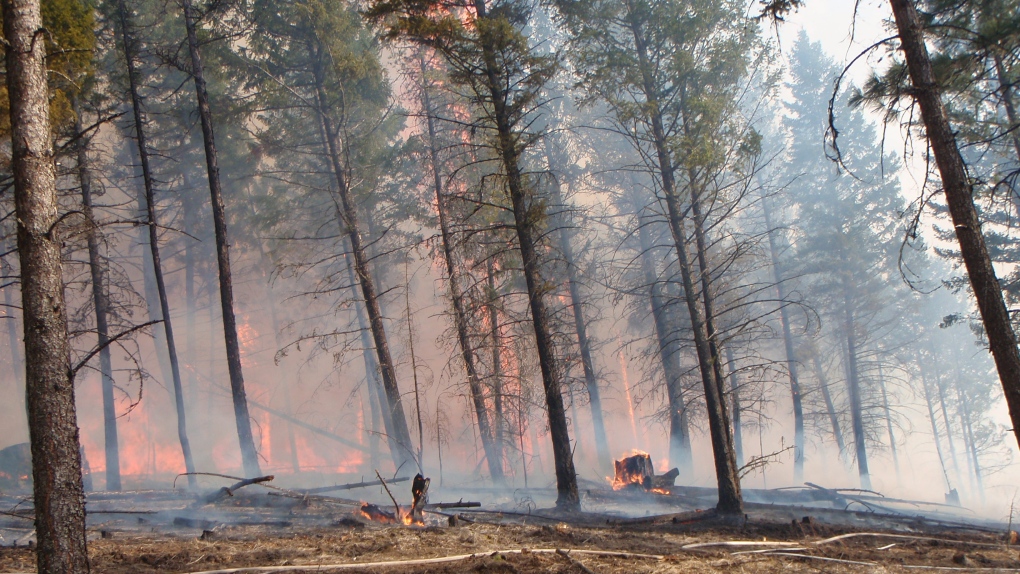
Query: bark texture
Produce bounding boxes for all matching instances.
[889,0,1020,451]
[3,0,90,570]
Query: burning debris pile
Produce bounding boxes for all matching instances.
[611,451,679,493]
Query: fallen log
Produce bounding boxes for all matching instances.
[426,501,481,510]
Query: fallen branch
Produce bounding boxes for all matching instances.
[765,552,877,566]
[297,477,409,495]
[681,540,803,551]
[814,532,1007,550]
[556,549,596,574]
[182,548,665,574]
[375,470,402,520]
[426,500,480,510]
[200,475,275,505]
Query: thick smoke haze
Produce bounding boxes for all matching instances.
[0,0,1018,528]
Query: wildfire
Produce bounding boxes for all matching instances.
[610,450,677,495]
[611,450,654,491]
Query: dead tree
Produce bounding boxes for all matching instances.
[3,0,89,569]
[888,0,1020,452]
[181,0,262,477]
[73,97,122,491]
[115,0,197,486]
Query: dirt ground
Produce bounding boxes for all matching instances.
[2,512,1018,573]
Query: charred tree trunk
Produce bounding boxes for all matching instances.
[3,0,89,569]
[115,1,197,486]
[544,138,611,473]
[628,14,742,514]
[74,98,121,492]
[181,0,261,477]
[419,56,504,482]
[307,39,414,472]
[889,0,1020,451]
[761,193,804,482]
[471,0,578,510]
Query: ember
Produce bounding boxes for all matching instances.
[611,451,678,493]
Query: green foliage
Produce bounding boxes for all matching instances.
[0,0,95,139]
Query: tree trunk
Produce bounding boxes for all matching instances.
[877,362,899,476]
[544,138,612,472]
[812,353,847,457]
[74,98,121,492]
[919,353,953,491]
[181,0,261,477]
[761,192,804,482]
[637,211,692,473]
[472,0,578,510]
[933,355,962,485]
[342,239,397,470]
[419,55,504,482]
[486,258,505,463]
[842,287,871,490]
[889,0,1020,451]
[182,170,200,418]
[3,0,89,569]
[306,38,414,472]
[116,0,197,487]
[725,346,744,469]
[628,13,742,514]
[954,373,984,494]
[994,54,1020,166]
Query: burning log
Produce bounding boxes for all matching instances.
[612,451,679,493]
[359,503,397,523]
[613,452,653,490]
[652,467,680,491]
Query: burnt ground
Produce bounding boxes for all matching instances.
[1,485,1018,573]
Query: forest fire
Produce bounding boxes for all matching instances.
[611,451,677,494]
